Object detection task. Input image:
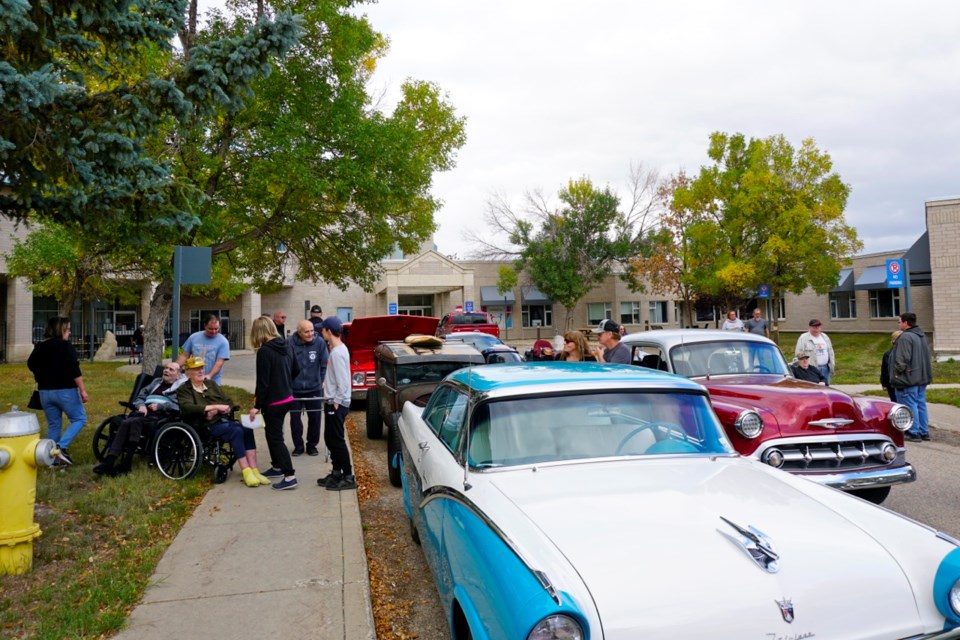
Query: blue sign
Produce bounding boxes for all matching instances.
[757,284,771,299]
[886,259,904,288]
[465,300,474,312]
[388,302,398,315]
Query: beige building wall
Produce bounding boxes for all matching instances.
[928,197,960,357]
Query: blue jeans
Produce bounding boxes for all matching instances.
[818,365,831,385]
[40,388,87,449]
[896,385,929,436]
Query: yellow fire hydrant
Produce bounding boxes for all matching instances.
[0,407,58,575]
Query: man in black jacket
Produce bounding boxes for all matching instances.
[287,320,328,456]
[890,312,932,442]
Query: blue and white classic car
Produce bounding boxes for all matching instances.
[397,362,960,640]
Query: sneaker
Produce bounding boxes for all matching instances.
[921,434,931,441]
[261,467,284,478]
[291,448,305,457]
[326,474,357,491]
[905,433,923,442]
[306,446,320,457]
[272,477,298,490]
[317,471,342,487]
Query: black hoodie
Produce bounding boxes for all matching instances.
[254,337,298,409]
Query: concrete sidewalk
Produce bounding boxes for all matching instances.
[113,355,376,639]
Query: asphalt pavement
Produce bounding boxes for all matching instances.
[113,352,376,640]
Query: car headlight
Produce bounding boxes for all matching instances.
[352,372,365,386]
[528,614,583,640]
[934,548,960,628]
[889,404,913,432]
[735,410,764,439]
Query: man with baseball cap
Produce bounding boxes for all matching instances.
[592,319,631,364]
[317,315,356,491]
[790,350,826,385]
[795,319,835,384]
[309,305,324,333]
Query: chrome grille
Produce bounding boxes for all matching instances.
[757,436,897,472]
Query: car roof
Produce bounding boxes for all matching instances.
[621,329,776,348]
[446,361,704,394]
[376,340,485,364]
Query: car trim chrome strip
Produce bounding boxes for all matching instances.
[807,418,855,429]
[419,485,563,605]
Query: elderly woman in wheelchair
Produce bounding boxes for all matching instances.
[178,357,271,487]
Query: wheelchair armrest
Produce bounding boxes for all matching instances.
[119,401,136,410]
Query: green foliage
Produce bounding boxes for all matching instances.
[0,0,302,232]
[673,132,862,309]
[496,265,518,296]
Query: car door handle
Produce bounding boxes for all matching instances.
[418,441,430,452]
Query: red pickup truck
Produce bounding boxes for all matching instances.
[435,311,501,339]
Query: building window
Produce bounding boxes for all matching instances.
[648,301,668,324]
[522,304,553,328]
[774,298,785,321]
[587,303,611,325]
[829,293,856,319]
[337,307,353,323]
[869,289,900,318]
[620,301,641,325]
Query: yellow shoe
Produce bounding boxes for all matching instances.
[254,469,272,486]
[242,467,260,487]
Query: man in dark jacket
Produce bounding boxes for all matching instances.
[309,304,324,333]
[890,312,932,442]
[287,320,328,456]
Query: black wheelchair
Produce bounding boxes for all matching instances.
[91,368,238,483]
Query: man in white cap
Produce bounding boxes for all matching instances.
[592,319,631,364]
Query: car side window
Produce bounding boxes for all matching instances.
[423,386,468,452]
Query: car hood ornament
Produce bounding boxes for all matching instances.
[718,516,780,573]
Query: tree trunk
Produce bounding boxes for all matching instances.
[142,277,174,374]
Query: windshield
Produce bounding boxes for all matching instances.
[451,313,493,325]
[396,361,473,385]
[669,341,788,377]
[447,333,502,350]
[468,391,734,468]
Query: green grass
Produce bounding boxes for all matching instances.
[0,362,253,640]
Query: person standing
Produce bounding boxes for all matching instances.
[176,313,230,384]
[890,312,932,442]
[744,309,770,337]
[288,319,328,457]
[94,362,186,476]
[790,351,826,385]
[309,305,324,333]
[131,324,145,364]
[27,316,88,465]
[795,319,835,384]
[721,310,745,332]
[317,316,357,491]
[179,357,269,487]
[272,310,287,338]
[249,316,299,490]
[592,319,631,364]
[880,330,902,402]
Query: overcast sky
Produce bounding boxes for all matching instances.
[355,0,960,259]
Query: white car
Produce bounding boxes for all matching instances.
[398,361,960,639]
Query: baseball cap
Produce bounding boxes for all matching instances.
[797,351,812,360]
[808,319,822,327]
[321,316,343,333]
[310,305,323,314]
[184,356,206,370]
[592,319,621,334]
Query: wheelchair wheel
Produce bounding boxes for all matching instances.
[153,422,203,480]
[213,464,230,484]
[92,416,121,462]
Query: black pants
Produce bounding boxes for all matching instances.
[263,404,294,476]
[110,413,160,456]
[324,404,351,476]
[289,394,322,449]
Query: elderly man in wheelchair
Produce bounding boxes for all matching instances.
[94,362,187,477]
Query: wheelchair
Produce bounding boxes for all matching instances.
[91,368,239,483]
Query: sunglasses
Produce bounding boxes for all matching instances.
[564,339,575,344]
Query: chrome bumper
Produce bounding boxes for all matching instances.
[804,463,917,491]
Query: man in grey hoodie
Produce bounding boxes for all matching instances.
[890,312,933,442]
[287,320,328,456]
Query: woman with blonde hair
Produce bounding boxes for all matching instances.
[557,331,597,362]
[249,315,299,490]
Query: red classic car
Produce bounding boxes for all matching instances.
[621,330,915,503]
[342,315,440,401]
[435,311,500,339]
